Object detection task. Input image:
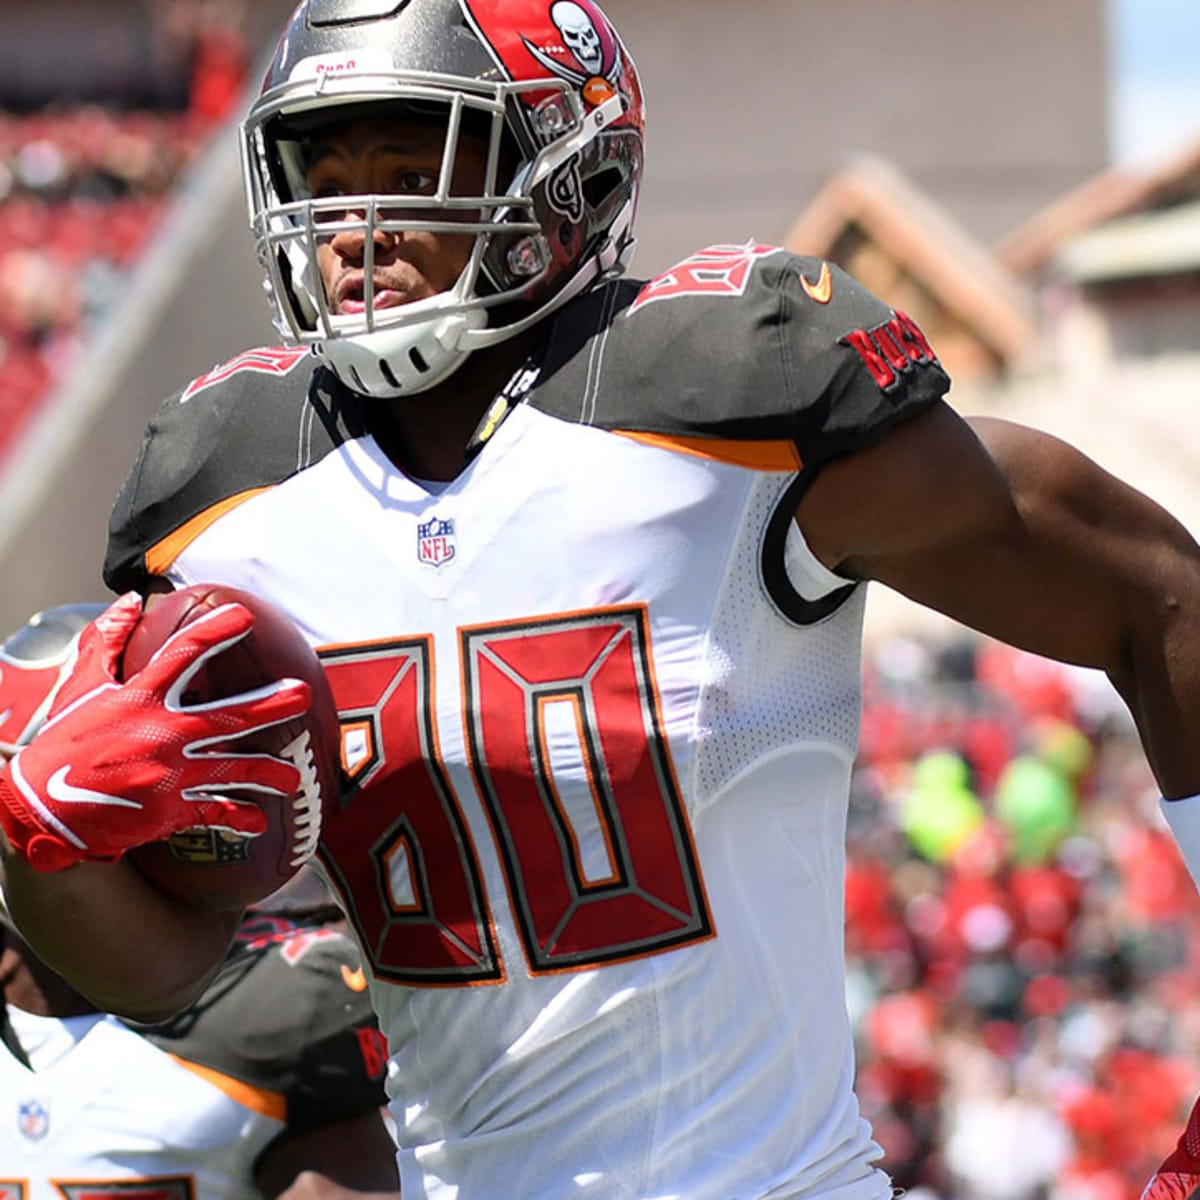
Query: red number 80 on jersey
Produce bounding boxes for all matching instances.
[317,606,714,986]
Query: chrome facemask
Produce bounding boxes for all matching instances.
[241,69,628,396]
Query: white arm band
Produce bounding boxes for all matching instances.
[1160,793,1200,891]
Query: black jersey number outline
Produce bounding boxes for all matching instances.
[318,607,713,986]
[53,1181,195,1200]
[318,637,502,986]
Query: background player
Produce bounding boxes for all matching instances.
[6,2,1200,1199]
[0,605,399,1199]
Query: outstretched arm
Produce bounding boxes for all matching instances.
[796,400,1200,797]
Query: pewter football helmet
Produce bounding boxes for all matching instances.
[241,0,645,397]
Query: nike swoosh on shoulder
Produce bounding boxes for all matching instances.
[800,261,833,304]
[47,766,142,809]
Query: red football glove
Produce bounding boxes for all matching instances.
[1143,1093,1200,1200]
[0,593,312,872]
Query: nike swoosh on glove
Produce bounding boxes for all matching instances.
[1143,1093,1200,1200]
[0,592,312,872]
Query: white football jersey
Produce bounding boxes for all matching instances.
[0,917,385,1200]
[0,1012,281,1199]
[106,247,950,1200]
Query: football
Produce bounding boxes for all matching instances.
[120,584,341,911]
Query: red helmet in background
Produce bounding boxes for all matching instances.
[0,602,106,756]
[241,0,645,396]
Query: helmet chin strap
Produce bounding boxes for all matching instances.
[283,236,320,329]
[316,307,487,397]
[463,197,637,352]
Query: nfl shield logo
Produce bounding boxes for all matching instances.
[18,1098,49,1141]
[417,516,456,567]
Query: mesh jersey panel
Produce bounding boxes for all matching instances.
[694,473,864,811]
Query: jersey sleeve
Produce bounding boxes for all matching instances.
[104,350,364,594]
[138,920,387,1134]
[277,933,389,1133]
[532,245,950,471]
[771,254,950,468]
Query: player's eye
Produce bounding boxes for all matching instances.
[305,167,440,226]
[392,170,437,195]
[308,182,355,223]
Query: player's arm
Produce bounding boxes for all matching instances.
[255,1112,400,1199]
[0,594,312,1020]
[796,400,1200,797]
[1,851,241,1021]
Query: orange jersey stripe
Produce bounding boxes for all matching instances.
[145,487,275,576]
[168,1053,288,1121]
[614,431,802,472]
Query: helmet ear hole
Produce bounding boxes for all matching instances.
[582,165,623,210]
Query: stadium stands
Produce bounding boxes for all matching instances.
[0,1,249,456]
[851,635,1200,1200]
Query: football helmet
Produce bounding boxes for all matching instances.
[241,0,645,397]
[0,602,105,755]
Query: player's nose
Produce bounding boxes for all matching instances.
[328,210,398,263]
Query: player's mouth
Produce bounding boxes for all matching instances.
[334,277,412,314]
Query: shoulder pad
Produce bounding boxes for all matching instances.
[532,244,949,469]
[137,918,385,1127]
[104,350,367,593]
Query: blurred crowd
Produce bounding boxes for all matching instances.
[0,0,248,456]
[851,633,1200,1200]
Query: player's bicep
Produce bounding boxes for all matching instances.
[796,401,1200,674]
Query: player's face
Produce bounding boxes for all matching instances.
[304,116,488,314]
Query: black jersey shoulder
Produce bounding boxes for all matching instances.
[136,916,385,1131]
[104,349,368,594]
[529,244,950,469]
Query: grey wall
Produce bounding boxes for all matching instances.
[602,0,1108,272]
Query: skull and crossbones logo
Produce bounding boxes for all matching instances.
[520,0,623,108]
[550,1,604,74]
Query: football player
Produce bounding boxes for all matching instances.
[5,3,1200,1199]
[0,606,399,1199]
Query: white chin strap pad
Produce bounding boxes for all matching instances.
[317,308,487,397]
